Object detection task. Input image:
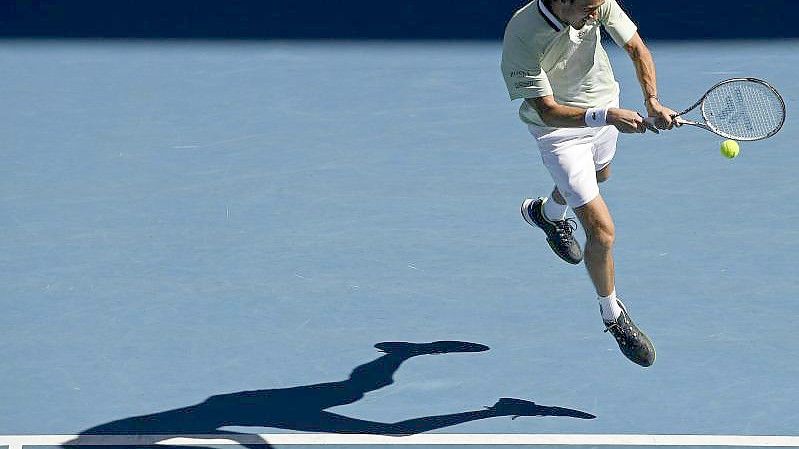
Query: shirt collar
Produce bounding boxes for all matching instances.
[538,0,566,32]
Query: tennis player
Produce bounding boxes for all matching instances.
[501,0,677,367]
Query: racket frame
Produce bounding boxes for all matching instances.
[674,77,786,141]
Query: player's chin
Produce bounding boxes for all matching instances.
[569,18,586,28]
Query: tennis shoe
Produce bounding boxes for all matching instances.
[521,197,582,264]
[603,299,656,367]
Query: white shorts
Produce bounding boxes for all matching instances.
[528,123,619,208]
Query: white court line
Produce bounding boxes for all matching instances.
[2,434,799,447]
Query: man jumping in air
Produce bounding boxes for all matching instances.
[501,0,676,366]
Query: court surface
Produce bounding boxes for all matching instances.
[1,39,798,448]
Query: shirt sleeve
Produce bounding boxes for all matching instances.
[600,0,638,47]
[501,32,552,101]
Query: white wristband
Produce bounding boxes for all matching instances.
[585,107,608,127]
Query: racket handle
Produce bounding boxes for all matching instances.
[641,116,660,134]
[670,114,687,127]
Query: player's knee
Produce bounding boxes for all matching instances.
[587,222,615,249]
[597,229,615,249]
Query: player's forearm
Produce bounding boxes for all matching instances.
[527,97,647,133]
[625,36,658,105]
[526,99,589,128]
[624,33,677,129]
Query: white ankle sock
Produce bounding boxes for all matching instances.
[543,197,568,221]
[598,290,622,322]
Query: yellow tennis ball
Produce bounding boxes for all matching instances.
[720,140,740,159]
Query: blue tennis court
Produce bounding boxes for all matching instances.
[1,38,797,447]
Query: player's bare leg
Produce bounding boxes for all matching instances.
[573,195,615,296]
[568,164,614,293]
[574,193,655,367]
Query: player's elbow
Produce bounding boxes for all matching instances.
[624,33,650,60]
[527,97,560,126]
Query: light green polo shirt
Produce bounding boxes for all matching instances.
[501,0,638,126]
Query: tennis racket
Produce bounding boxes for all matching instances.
[648,78,786,141]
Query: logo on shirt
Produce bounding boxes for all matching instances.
[509,70,535,78]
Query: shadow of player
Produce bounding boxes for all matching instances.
[63,341,594,449]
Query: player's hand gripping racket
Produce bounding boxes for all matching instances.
[647,78,786,141]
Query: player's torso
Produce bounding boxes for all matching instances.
[539,23,618,108]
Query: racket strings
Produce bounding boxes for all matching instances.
[702,80,785,140]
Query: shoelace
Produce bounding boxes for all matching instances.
[603,323,630,346]
[604,316,640,346]
[554,218,578,241]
